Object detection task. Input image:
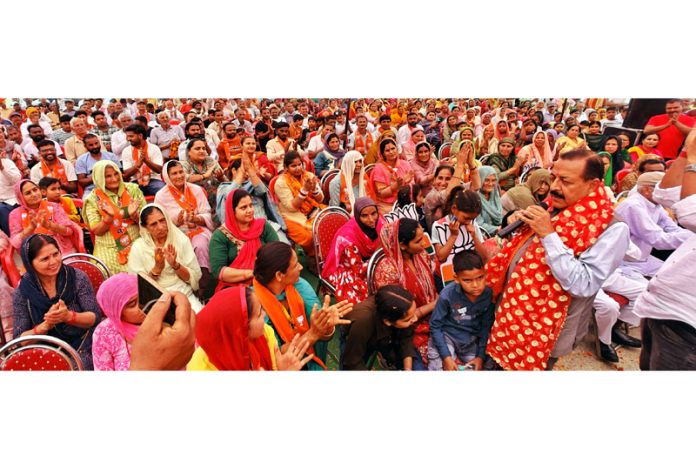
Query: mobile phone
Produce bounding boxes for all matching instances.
[458,364,476,371]
[137,272,177,326]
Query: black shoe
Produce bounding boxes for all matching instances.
[612,325,642,348]
[599,342,619,363]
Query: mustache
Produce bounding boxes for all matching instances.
[550,190,565,199]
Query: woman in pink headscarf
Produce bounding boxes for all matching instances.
[92,273,143,371]
[517,130,553,174]
[322,197,384,303]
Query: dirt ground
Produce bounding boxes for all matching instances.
[556,324,642,371]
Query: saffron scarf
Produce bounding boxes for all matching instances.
[131,143,151,177]
[40,159,68,185]
[15,180,55,235]
[162,160,204,241]
[252,279,327,370]
[196,285,273,371]
[92,160,135,265]
[353,130,373,155]
[486,186,613,370]
[283,171,323,216]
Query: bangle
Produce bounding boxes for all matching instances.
[299,191,307,199]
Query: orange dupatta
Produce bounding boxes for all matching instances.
[40,159,68,185]
[339,172,375,207]
[353,131,373,155]
[167,183,204,240]
[252,279,327,370]
[131,145,151,178]
[21,200,55,235]
[283,171,324,217]
[485,187,613,370]
[94,188,135,265]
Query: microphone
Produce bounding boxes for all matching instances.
[497,202,549,238]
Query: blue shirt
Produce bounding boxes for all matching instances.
[429,282,494,358]
[74,151,121,197]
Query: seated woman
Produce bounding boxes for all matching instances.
[127,204,203,312]
[370,138,414,215]
[313,132,345,178]
[12,234,101,369]
[155,160,214,283]
[555,124,588,156]
[628,133,663,163]
[402,128,427,161]
[475,166,503,238]
[84,160,145,274]
[328,150,375,214]
[0,231,13,343]
[517,130,553,174]
[341,285,421,370]
[216,140,283,227]
[181,137,225,210]
[450,126,477,157]
[602,135,631,185]
[365,130,399,165]
[501,168,552,215]
[252,242,352,371]
[274,151,326,257]
[209,189,279,293]
[375,218,438,367]
[409,141,437,197]
[487,137,525,192]
[475,124,496,157]
[9,180,78,255]
[92,273,144,371]
[187,284,314,371]
[321,197,384,303]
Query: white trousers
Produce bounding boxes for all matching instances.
[593,271,648,345]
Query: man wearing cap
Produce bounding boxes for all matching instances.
[150,111,185,162]
[632,130,696,369]
[19,107,53,138]
[614,171,693,278]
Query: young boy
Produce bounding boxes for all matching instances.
[38,176,81,224]
[428,250,495,371]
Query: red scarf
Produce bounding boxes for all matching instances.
[196,286,273,371]
[486,187,613,370]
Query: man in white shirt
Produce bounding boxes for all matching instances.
[614,171,693,277]
[22,125,64,164]
[396,112,424,146]
[306,122,335,160]
[0,155,21,235]
[634,130,696,369]
[111,112,135,158]
[121,124,165,196]
[266,122,305,172]
[600,106,624,132]
[29,139,78,194]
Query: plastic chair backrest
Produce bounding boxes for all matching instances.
[312,207,350,280]
[321,169,340,202]
[0,335,83,371]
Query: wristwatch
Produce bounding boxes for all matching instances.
[685,163,696,173]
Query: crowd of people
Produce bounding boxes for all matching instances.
[1,96,695,371]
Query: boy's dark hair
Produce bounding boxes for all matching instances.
[453,250,484,274]
[125,124,147,138]
[91,110,105,119]
[74,110,88,117]
[454,190,482,214]
[375,285,414,324]
[38,176,61,190]
[606,106,618,112]
[59,114,72,123]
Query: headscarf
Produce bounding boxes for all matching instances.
[321,197,384,278]
[321,132,346,161]
[223,189,266,270]
[603,135,625,184]
[366,130,397,164]
[338,151,368,214]
[476,166,503,234]
[597,151,613,187]
[494,121,512,141]
[14,179,37,210]
[96,273,139,342]
[379,219,436,306]
[525,130,552,168]
[92,160,127,197]
[505,168,552,210]
[195,285,273,371]
[18,234,83,345]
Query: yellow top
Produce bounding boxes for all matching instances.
[186,324,279,371]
